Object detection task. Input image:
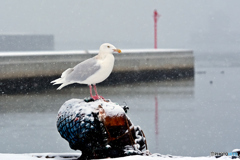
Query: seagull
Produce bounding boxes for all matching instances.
[51,43,121,100]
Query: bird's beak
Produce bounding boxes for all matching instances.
[113,48,121,53]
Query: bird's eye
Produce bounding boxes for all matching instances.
[107,46,110,48]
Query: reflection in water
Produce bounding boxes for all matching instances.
[0,80,194,113]
[155,96,159,150]
[0,80,194,155]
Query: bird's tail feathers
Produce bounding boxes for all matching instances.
[51,78,61,84]
[61,68,74,78]
[57,82,71,90]
[51,68,73,84]
[51,68,73,89]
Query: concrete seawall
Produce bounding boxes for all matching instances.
[0,49,193,79]
[0,49,194,93]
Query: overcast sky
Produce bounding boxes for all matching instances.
[0,0,240,53]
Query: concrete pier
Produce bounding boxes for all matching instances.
[0,49,194,93]
[0,49,193,79]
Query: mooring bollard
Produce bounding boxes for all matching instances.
[56,98,149,160]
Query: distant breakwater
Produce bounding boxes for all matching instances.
[0,49,194,94]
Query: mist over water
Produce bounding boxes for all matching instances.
[0,1,240,53]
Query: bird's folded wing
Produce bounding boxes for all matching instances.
[61,68,74,78]
[65,57,101,82]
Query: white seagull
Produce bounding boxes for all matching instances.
[51,43,121,100]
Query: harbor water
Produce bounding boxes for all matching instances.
[0,52,239,156]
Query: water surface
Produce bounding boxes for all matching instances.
[0,52,240,156]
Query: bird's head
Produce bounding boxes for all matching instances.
[99,43,121,55]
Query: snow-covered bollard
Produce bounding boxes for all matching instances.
[56,98,148,160]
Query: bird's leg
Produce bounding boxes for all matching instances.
[89,85,95,99]
[93,84,105,100]
[93,84,99,97]
[89,84,101,100]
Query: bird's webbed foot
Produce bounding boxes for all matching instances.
[92,95,105,100]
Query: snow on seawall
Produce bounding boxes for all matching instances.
[0,153,233,160]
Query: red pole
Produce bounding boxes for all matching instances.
[154,10,160,49]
